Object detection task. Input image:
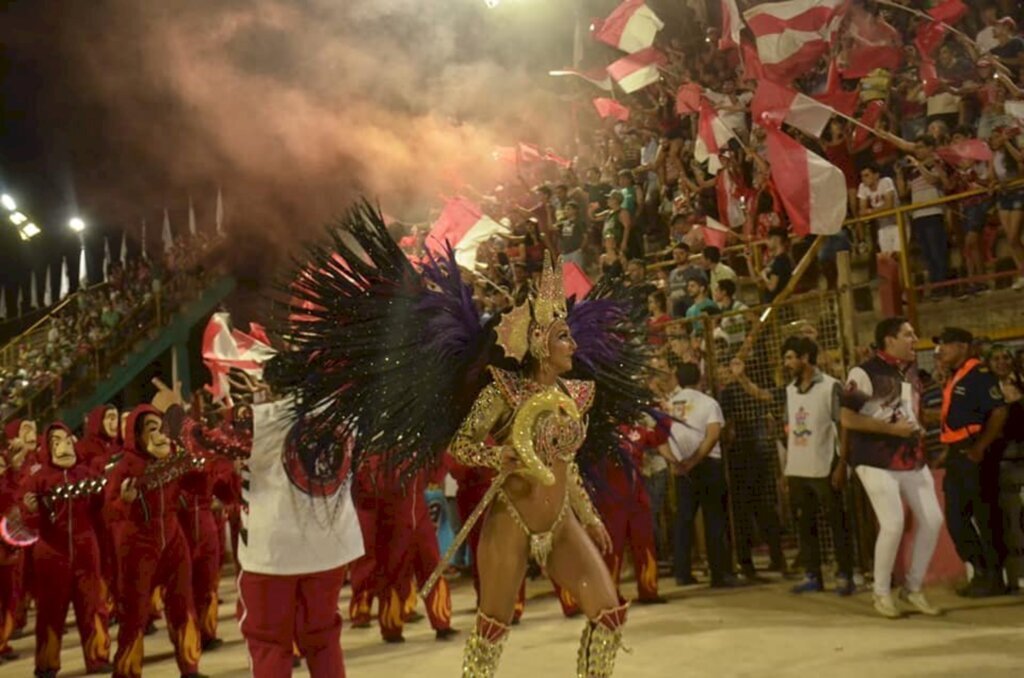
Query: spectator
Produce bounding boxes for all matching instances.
[857,164,901,258]
[664,362,736,588]
[557,200,586,267]
[645,355,674,564]
[894,136,951,296]
[989,126,1024,289]
[601,190,632,262]
[667,242,699,317]
[646,291,671,346]
[712,279,749,349]
[757,227,793,304]
[699,246,737,297]
[990,17,1024,72]
[949,132,996,291]
[841,317,943,619]
[976,5,1001,54]
[598,235,624,280]
[625,259,657,314]
[683,276,718,323]
[779,336,855,597]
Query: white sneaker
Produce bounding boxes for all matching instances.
[1013,277,1024,291]
[873,593,902,619]
[900,588,942,616]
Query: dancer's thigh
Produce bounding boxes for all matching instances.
[546,515,618,619]
[476,508,529,624]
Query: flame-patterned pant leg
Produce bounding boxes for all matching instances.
[410,503,452,631]
[186,508,222,644]
[157,527,201,676]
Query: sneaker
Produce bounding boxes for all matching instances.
[835,576,856,597]
[790,574,824,594]
[899,589,941,616]
[872,593,902,619]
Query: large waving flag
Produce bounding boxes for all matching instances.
[676,82,703,115]
[594,0,664,54]
[753,79,833,138]
[842,7,902,79]
[744,0,846,82]
[607,47,666,94]
[764,125,845,237]
[721,0,744,50]
[593,97,631,122]
[428,197,510,272]
[549,67,613,92]
[694,100,737,175]
[203,312,277,403]
[814,59,858,117]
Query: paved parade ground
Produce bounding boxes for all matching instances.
[2,572,1021,677]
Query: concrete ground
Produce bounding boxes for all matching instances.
[1,572,1021,677]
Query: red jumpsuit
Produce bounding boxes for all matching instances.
[556,423,665,616]
[104,405,201,678]
[78,405,122,619]
[20,422,111,674]
[450,459,526,622]
[349,459,453,641]
[0,450,26,657]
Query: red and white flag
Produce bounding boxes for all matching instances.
[740,37,765,82]
[720,0,743,50]
[563,262,593,300]
[851,99,886,150]
[752,79,833,138]
[744,0,846,82]
[594,0,664,54]
[764,125,845,237]
[675,82,703,115]
[203,312,277,403]
[700,216,732,249]
[607,47,666,94]
[937,139,994,165]
[715,171,747,230]
[548,68,613,92]
[928,0,967,24]
[694,100,737,174]
[814,59,858,117]
[593,97,631,122]
[427,197,510,271]
[843,7,902,79]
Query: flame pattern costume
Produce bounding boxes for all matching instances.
[78,405,122,621]
[20,422,112,675]
[274,202,654,678]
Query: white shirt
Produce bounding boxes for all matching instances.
[977,26,998,54]
[784,371,841,478]
[858,177,898,229]
[666,387,724,461]
[239,399,365,576]
[845,366,921,432]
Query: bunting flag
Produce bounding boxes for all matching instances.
[752,79,833,138]
[548,68,614,92]
[842,6,903,79]
[43,264,52,307]
[593,97,631,121]
[216,187,225,235]
[0,289,6,321]
[59,257,70,301]
[188,196,198,236]
[594,0,664,54]
[103,237,112,282]
[120,231,128,267]
[814,59,858,117]
[78,242,88,287]
[675,82,703,115]
[427,196,510,272]
[29,271,38,309]
[721,0,744,50]
[202,312,277,404]
[743,0,846,82]
[694,100,737,175]
[607,47,666,94]
[764,124,845,237]
[162,209,173,254]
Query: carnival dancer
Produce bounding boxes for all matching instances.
[276,202,654,678]
[78,405,122,620]
[104,397,204,678]
[0,418,36,661]
[20,422,112,676]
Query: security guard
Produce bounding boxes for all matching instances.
[935,327,1008,598]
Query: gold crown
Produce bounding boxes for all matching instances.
[495,253,567,362]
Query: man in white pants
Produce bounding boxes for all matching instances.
[841,317,944,618]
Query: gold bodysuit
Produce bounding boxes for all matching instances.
[450,367,602,567]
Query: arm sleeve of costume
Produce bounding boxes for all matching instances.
[449,383,509,470]
[102,463,132,523]
[181,417,253,460]
[568,462,603,528]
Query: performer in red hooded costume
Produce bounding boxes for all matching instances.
[103,403,203,678]
[0,418,36,661]
[20,422,112,677]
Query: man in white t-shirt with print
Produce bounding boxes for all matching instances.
[781,336,855,597]
[664,363,736,588]
[857,164,901,255]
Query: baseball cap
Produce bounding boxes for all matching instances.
[933,327,973,345]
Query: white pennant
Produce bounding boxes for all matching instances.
[189,196,197,236]
[141,219,149,261]
[43,264,52,307]
[30,271,39,309]
[120,230,128,267]
[60,257,70,300]
[79,241,89,287]
[0,288,7,321]
[216,187,224,235]
[162,208,173,253]
[103,237,112,282]
[16,286,23,317]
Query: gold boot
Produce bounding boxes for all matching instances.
[462,612,510,677]
[576,604,628,678]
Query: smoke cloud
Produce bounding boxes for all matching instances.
[17,0,580,283]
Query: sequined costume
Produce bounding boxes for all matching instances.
[272,201,655,678]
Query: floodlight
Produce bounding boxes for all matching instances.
[18,222,40,240]
[10,212,27,225]
[0,194,15,211]
[69,217,86,232]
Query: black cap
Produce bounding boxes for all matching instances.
[933,327,973,345]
